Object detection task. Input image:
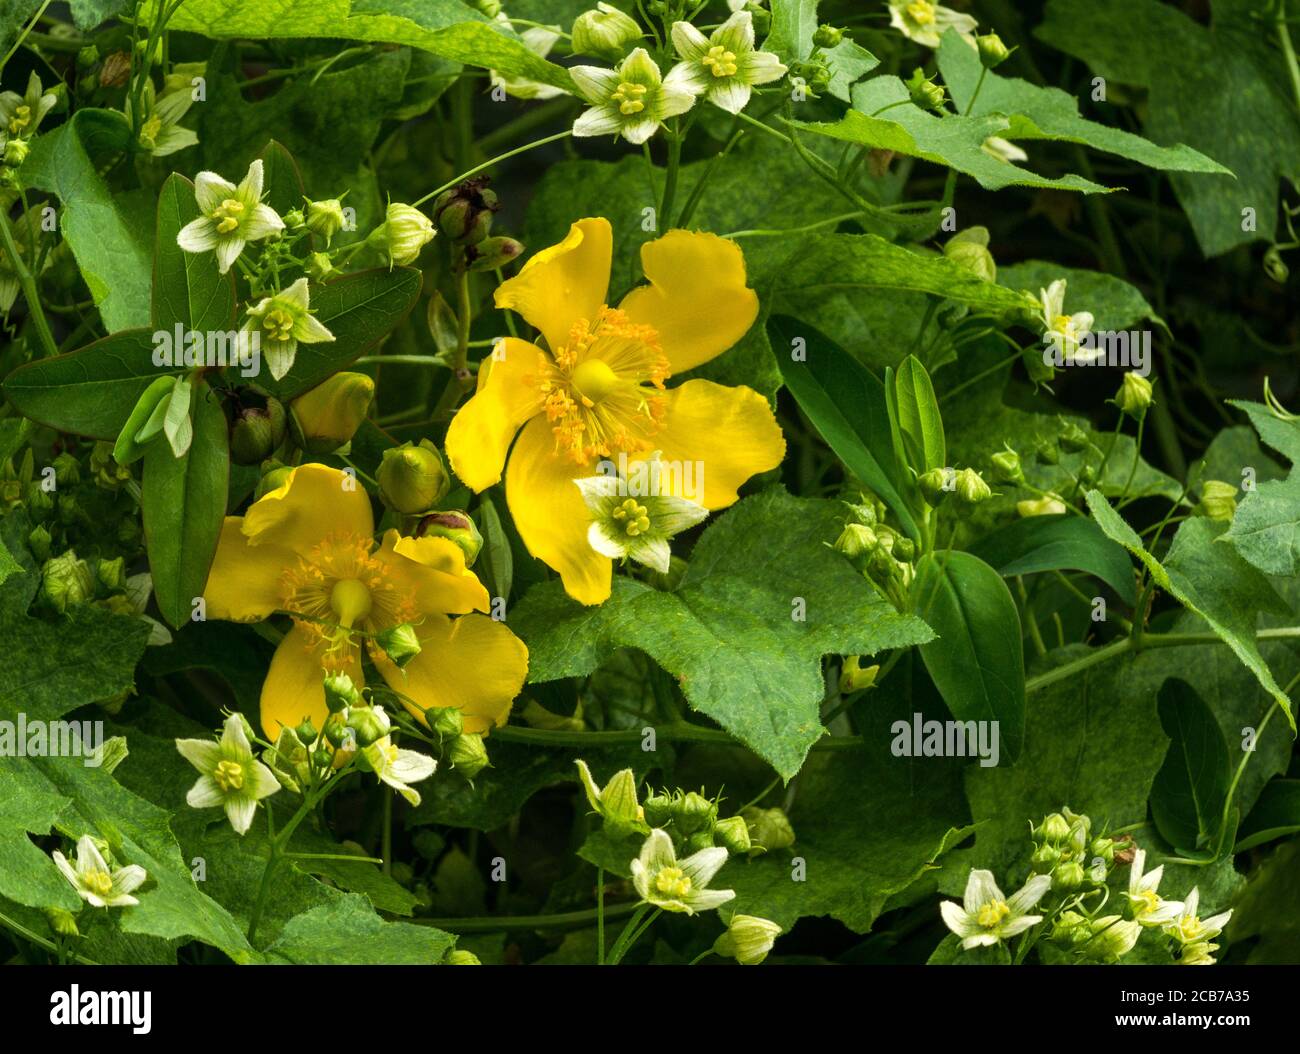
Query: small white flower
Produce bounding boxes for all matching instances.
[128,81,199,157]
[176,159,285,274]
[888,0,978,49]
[940,869,1051,949]
[1163,886,1233,946]
[1124,847,1184,927]
[0,71,58,145]
[361,706,437,807]
[1040,278,1097,364]
[631,828,736,915]
[239,277,335,381]
[52,836,147,909]
[574,452,708,573]
[668,11,787,115]
[490,13,566,100]
[571,47,696,145]
[981,135,1027,164]
[176,714,281,835]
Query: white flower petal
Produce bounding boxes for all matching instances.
[679,844,728,887]
[670,20,710,62]
[243,203,285,241]
[194,171,236,214]
[237,158,265,205]
[573,104,624,138]
[963,869,1002,911]
[709,80,752,115]
[111,865,148,896]
[214,237,245,275]
[175,736,222,773]
[224,794,258,835]
[569,65,622,105]
[187,775,226,809]
[176,217,219,253]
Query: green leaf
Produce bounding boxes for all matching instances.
[763,0,877,101]
[966,514,1136,604]
[1228,399,1300,465]
[142,379,230,629]
[771,315,917,540]
[260,268,423,400]
[911,551,1026,763]
[927,934,1011,964]
[1230,839,1300,963]
[511,490,934,779]
[796,78,1108,194]
[161,0,574,92]
[1037,0,1297,257]
[152,174,237,335]
[473,493,512,604]
[21,109,154,332]
[1087,491,1295,731]
[3,328,176,440]
[936,29,1230,177]
[1225,470,1300,576]
[68,0,129,29]
[1236,779,1300,852]
[1149,679,1231,852]
[263,895,455,964]
[888,354,945,476]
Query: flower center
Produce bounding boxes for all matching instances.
[9,104,31,134]
[654,866,692,898]
[84,869,114,897]
[214,758,245,792]
[1176,916,1204,942]
[612,498,651,536]
[262,306,296,342]
[141,112,162,145]
[330,577,372,627]
[907,0,936,25]
[977,900,1010,929]
[1132,889,1160,917]
[534,306,670,465]
[1051,314,1075,336]
[611,81,648,115]
[703,45,739,78]
[213,198,245,234]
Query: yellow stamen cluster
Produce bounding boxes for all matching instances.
[611,81,648,115]
[534,307,670,465]
[84,870,114,897]
[977,900,1011,929]
[703,45,739,78]
[1131,889,1160,918]
[1174,916,1206,943]
[907,0,936,25]
[213,198,245,234]
[262,306,296,342]
[654,866,692,898]
[213,759,245,792]
[9,104,31,135]
[612,498,651,536]
[279,533,417,671]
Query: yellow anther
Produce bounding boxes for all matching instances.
[907,0,936,25]
[9,104,31,134]
[84,870,114,897]
[214,758,245,792]
[612,498,651,536]
[654,866,692,898]
[703,45,739,78]
[263,307,296,342]
[213,198,245,234]
[611,81,648,115]
[976,900,1011,929]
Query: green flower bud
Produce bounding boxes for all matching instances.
[377,440,450,514]
[1030,842,1061,874]
[643,792,674,828]
[45,907,80,937]
[414,510,483,566]
[466,235,525,273]
[429,705,464,740]
[376,622,422,669]
[741,805,795,852]
[311,746,333,768]
[306,251,336,281]
[714,914,782,965]
[1083,916,1141,962]
[254,463,295,501]
[282,208,305,229]
[226,387,287,466]
[4,138,29,167]
[28,524,51,563]
[51,452,80,487]
[444,948,481,965]
[324,672,362,713]
[431,178,499,245]
[1263,245,1289,284]
[684,828,716,854]
[674,790,716,836]
[1197,479,1238,522]
[76,45,100,69]
[1052,860,1086,891]
[954,467,992,504]
[1034,812,1071,844]
[1091,836,1115,866]
[295,718,318,745]
[976,32,1011,68]
[1050,909,1091,947]
[893,536,916,562]
[289,372,374,454]
[943,226,996,282]
[839,655,879,694]
[1036,439,1060,466]
[845,498,879,527]
[304,198,347,242]
[714,814,752,855]
[572,3,643,60]
[346,706,389,748]
[370,202,435,266]
[1059,421,1089,453]
[990,445,1024,484]
[812,24,844,48]
[95,556,125,593]
[904,68,946,112]
[1114,372,1153,419]
[468,0,502,15]
[89,442,132,490]
[41,551,94,613]
[449,732,489,778]
[834,522,877,564]
[917,466,954,506]
[1077,463,1097,486]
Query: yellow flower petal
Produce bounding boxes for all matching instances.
[377,613,528,734]
[495,218,612,353]
[242,463,374,555]
[619,230,759,373]
[506,415,612,605]
[375,529,490,614]
[204,517,294,621]
[260,624,364,739]
[445,337,544,491]
[644,379,785,508]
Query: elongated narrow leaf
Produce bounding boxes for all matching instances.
[967,514,1136,604]
[911,550,1025,762]
[889,354,945,475]
[1236,779,1300,852]
[1150,679,1230,853]
[770,315,918,540]
[142,379,230,628]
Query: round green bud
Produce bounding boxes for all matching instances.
[917,467,954,506]
[954,467,992,504]
[52,452,81,487]
[375,622,422,669]
[45,907,80,938]
[255,464,295,501]
[444,948,482,965]
[990,445,1024,484]
[323,672,362,714]
[1091,836,1116,865]
[306,251,336,281]
[905,68,946,112]
[41,551,94,613]
[431,177,499,244]
[311,746,332,768]
[1036,440,1060,466]
[976,32,1011,69]
[304,198,347,242]
[714,815,752,855]
[1059,421,1089,453]
[741,805,795,852]
[1052,860,1086,891]
[27,524,51,563]
[1035,812,1070,844]
[370,202,435,266]
[466,235,525,273]
[834,522,878,564]
[226,388,287,466]
[714,914,782,965]
[674,790,716,836]
[1197,479,1238,522]
[378,440,450,514]
[415,510,483,566]
[1030,842,1061,874]
[943,226,996,283]
[281,208,305,229]
[4,138,29,167]
[429,705,464,740]
[295,718,318,745]
[571,3,642,61]
[1114,371,1154,419]
[1050,909,1091,947]
[449,732,489,778]
[346,706,389,748]
[643,792,675,828]
[812,24,844,48]
[1077,463,1097,486]
[893,536,916,562]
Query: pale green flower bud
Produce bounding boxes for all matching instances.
[571,3,642,61]
[429,706,464,740]
[306,251,336,281]
[834,522,878,564]
[226,388,287,466]
[466,235,525,272]
[431,178,498,244]
[812,24,844,48]
[1059,421,1089,453]
[1053,860,1086,891]
[324,671,362,714]
[1017,494,1067,517]
[45,907,80,937]
[943,226,996,282]
[839,655,879,694]
[4,138,29,167]
[444,948,481,965]
[304,198,347,242]
[41,551,94,613]
[674,790,716,836]
[714,914,782,965]
[1034,812,1071,844]
[642,791,674,828]
[1030,842,1061,874]
[990,445,1024,484]
[1197,479,1238,522]
[371,202,435,266]
[741,805,795,852]
[976,32,1011,68]
[1083,916,1141,962]
[1114,372,1153,419]
[375,623,422,669]
[714,815,752,855]
[449,732,489,778]
[917,466,953,506]
[954,467,992,504]
[904,68,945,112]
[378,440,450,513]
[346,706,389,748]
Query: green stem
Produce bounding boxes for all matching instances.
[0,209,57,358]
[0,0,51,73]
[596,867,606,965]
[659,124,683,228]
[723,211,866,239]
[412,130,573,207]
[416,901,640,934]
[0,908,98,964]
[1277,0,1300,118]
[382,788,392,877]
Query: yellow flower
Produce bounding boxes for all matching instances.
[202,464,528,738]
[445,218,785,605]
